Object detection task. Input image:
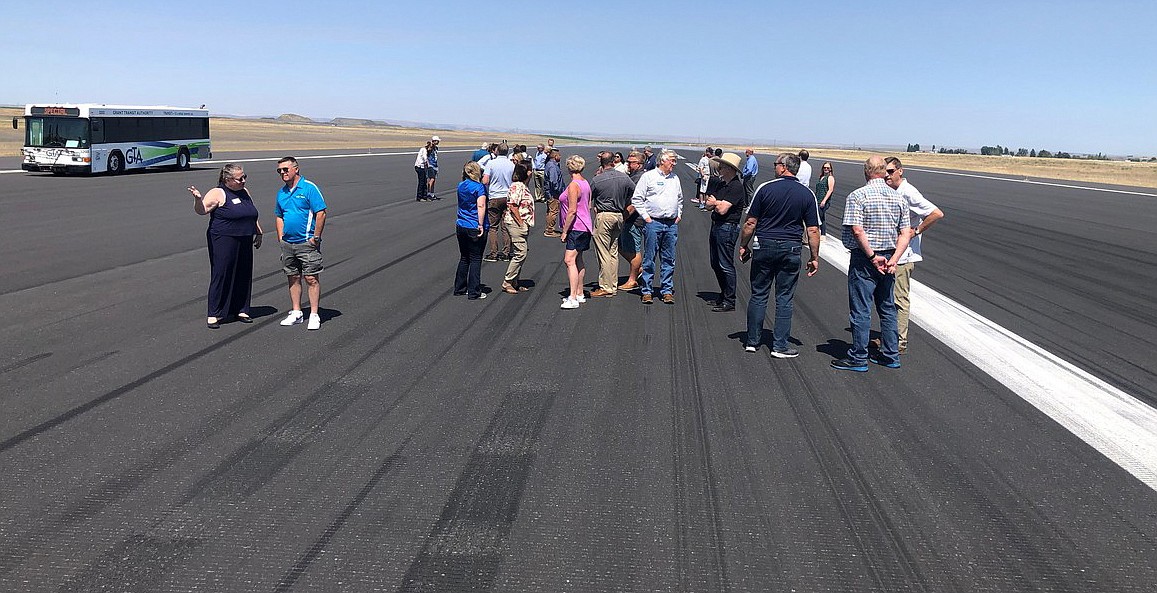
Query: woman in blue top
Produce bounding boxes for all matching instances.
[454,161,489,299]
[188,163,264,328]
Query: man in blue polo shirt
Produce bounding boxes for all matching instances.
[274,156,328,330]
[738,152,820,356]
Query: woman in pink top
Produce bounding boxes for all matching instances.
[559,154,592,309]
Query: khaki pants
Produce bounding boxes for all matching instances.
[544,197,560,234]
[593,211,623,292]
[486,197,510,257]
[532,170,545,201]
[504,221,529,284]
[894,262,914,350]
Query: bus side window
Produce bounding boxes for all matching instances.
[90,119,103,144]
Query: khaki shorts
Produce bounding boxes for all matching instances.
[281,240,324,276]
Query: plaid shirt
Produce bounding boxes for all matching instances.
[841,178,910,251]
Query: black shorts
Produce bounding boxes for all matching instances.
[565,230,592,252]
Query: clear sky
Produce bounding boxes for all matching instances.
[4,0,1154,155]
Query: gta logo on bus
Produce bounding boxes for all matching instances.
[125,147,144,165]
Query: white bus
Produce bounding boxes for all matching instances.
[19,104,211,174]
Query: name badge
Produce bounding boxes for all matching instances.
[231,198,242,204]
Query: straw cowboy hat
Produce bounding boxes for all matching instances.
[712,152,743,173]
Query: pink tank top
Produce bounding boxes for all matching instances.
[560,178,593,233]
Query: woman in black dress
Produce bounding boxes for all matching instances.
[188,163,263,328]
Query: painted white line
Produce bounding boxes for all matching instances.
[823,158,1157,197]
[819,234,1157,491]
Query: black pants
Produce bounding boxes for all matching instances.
[415,166,428,200]
[206,232,253,318]
[709,222,739,306]
[455,226,488,298]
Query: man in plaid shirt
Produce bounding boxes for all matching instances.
[831,155,913,372]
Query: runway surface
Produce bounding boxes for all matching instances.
[2,147,1155,592]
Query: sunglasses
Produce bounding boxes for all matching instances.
[886,169,898,175]
[276,167,292,174]
[231,175,247,182]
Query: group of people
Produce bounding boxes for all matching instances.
[451,141,945,371]
[189,156,328,330]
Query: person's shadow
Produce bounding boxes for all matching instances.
[727,330,803,350]
[695,291,721,305]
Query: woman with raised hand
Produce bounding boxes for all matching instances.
[188,163,263,328]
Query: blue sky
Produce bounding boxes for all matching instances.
[4,1,1154,155]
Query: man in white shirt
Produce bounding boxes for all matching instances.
[631,149,684,304]
[884,156,944,354]
[796,149,813,189]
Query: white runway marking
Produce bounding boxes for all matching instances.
[823,159,1157,198]
[820,234,1157,491]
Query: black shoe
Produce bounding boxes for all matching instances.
[236,314,253,324]
[830,358,869,372]
[711,304,735,312]
[207,319,220,329]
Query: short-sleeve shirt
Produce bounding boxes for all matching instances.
[456,179,489,230]
[746,176,819,241]
[895,179,938,264]
[484,156,514,199]
[707,176,746,225]
[504,182,536,228]
[275,177,327,244]
[841,178,910,252]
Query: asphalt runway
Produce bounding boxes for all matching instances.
[2,147,1155,592]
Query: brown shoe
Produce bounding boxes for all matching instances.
[617,281,639,291]
[661,293,675,304]
[501,282,519,294]
[590,288,615,298]
[641,294,654,305]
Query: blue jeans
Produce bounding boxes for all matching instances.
[847,250,899,364]
[746,239,801,350]
[642,219,678,295]
[455,226,488,298]
[709,222,738,306]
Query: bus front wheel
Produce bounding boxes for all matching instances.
[107,151,125,175]
[175,148,190,171]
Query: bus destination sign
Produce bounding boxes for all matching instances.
[31,107,81,116]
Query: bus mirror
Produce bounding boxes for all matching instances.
[10,117,17,130]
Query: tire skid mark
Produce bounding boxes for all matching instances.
[9,276,491,584]
[664,238,733,593]
[398,387,556,593]
[0,352,52,375]
[0,234,453,454]
[775,364,932,592]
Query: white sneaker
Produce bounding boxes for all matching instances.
[280,310,304,326]
[744,345,757,353]
[576,294,587,303]
[307,313,321,330]
[560,297,579,310]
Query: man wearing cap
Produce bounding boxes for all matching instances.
[830,155,912,372]
[532,143,548,202]
[589,151,636,298]
[471,143,490,164]
[884,156,944,354]
[695,147,713,209]
[482,143,514,261]
[631,149,683,304]
[742,148,759,201]
[738,153,820,356]
[704,152,747,312]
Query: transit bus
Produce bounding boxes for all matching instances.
[19,104,211,174]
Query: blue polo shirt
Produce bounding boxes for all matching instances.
[456,179,489,230]
[275,177,327,243]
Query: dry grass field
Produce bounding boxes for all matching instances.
[4,107,1155,188]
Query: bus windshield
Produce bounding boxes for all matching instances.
[26,117,90,148]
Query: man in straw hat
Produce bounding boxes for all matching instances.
[703,152,747,312]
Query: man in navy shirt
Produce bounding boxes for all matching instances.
[738,152,820,356]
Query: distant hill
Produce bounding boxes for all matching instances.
[331,117,400,128]
[276,113,314,124]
